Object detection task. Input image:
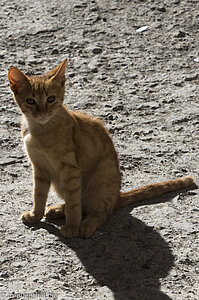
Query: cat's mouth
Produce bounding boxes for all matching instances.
[37,115,51,124]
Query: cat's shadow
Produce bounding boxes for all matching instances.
[27,188,196,300]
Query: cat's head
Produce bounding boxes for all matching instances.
[8,58,67,124]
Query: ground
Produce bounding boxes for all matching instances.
[0,0,199,299]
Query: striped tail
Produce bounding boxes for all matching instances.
[117,176,194,208]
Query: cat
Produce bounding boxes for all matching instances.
[8,58,194,238]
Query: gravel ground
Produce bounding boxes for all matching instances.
[0,0,199,299]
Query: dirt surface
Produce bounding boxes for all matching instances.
[0,0,199,299]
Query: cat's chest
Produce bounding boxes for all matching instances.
[24,134,77,176]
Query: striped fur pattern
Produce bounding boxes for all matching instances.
[8,59,194,238]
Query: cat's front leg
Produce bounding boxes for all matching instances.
[60,172,82,238]
[22,166,50,223]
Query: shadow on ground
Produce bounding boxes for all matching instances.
[25,189,198,300]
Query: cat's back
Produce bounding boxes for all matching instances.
[70,110,118,168]
[71,110,110,138]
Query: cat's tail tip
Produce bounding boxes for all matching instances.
[182,176,195,187]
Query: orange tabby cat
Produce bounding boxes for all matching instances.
[8,58,194,238]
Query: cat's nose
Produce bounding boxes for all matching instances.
[39,112,46,117]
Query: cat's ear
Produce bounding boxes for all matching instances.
[8,67,30,95]
[47,58,67,86]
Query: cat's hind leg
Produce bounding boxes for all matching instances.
[80,159,120,238]
[45,204,65,220]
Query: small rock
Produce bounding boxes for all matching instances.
[157,6,166,12]
[18,60,25,65]
[137,101,160,110]
[32,276,39,282]
[136,26,148,33]
[181,168,188,173]
[150,82,158,88]
[133,131,140,136]
[34,244,42,249]
[59,268,67,275]
[104,113,116,121]
[12,261,26,268]
[0,271,9,278]
[68,72,76,78]
[52,49,59,55]
[109,78,117,84]
[73,2,87,9]
[174,30,186,38]
[0,51,6,59]
[92,47,103,54]
[8,172,18,178]
[129,89,137,95]
[88,63,98,73]
[48,272,60,279]
[173,0,180,4]
[156,152,165,157]
[192,207,199,212]
[128,73,138,79]
[174,81,184,87]
[97,74,106,80]
[143,129,153,135]
[187,191,198,196]
[104,104,112,108]
[184,74,198,81]
[112,101,124,112]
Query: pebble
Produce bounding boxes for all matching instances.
[8,172,18,178]
[11,261,26,268]
[18,59,25,65]
[0,271,9,278]
[48,273,60,279]
[92,47,103,55]
[129,89,137,95]
[174,30,186,38]
[88,62,98,73]
[169,115,189,125]
[184,74,198,81]
[104,113,117,121]
[136,26,148,33]
[34,244,42,249]
[157,6,166,12]
[97,74,107,80]
[73,101,88,109]
[137,101,160,110]
[192,208,199,212]
[73,2,87,9]
[127,73,138,79]
[52,49,59,55]
[68,72,76,78]
[112,101,124,112]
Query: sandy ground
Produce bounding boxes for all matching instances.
[0,0,199,299]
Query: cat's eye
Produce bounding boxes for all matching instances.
[47,95,56,103]
[26,98,36,105]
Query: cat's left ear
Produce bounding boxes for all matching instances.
[48,58,67,86]
[8,67,30,95]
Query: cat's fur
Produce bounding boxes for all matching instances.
[8,58,194,238]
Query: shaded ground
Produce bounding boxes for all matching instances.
[0,0,198,299]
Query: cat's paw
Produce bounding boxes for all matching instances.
[79,219,96,238]
[21,211,42,223]
[45,204,65,220]
[60,225,79,238]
